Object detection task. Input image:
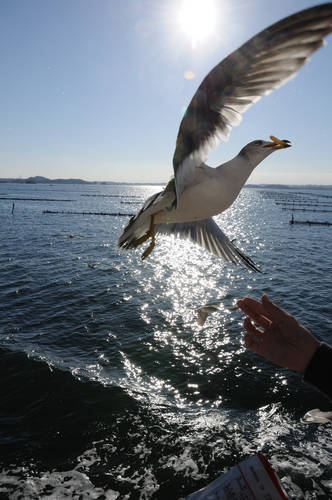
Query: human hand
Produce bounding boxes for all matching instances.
[236,294,320,373]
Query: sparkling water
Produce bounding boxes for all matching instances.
[0,182,331,499]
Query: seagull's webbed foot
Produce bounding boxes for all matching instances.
[141,215,155,261]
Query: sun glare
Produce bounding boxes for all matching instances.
[178,0,217,48]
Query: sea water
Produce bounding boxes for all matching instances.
[0,183,331,499]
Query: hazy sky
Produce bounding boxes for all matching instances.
[1,0,331,184]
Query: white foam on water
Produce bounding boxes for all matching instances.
[0,445,120,500]
[0,469,120,499]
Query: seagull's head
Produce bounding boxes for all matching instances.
[239,136,291,165]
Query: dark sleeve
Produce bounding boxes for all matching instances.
[302,343,332,401]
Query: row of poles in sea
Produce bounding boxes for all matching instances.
[5,190,332,226]
[3,193,141,217]
[260,190,332,226]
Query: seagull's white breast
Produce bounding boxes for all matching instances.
[156,155,254,224]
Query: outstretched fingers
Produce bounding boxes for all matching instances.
[237,294,288,327]
[237,298,271,329]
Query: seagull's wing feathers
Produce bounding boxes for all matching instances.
[173,3,332,200]
[156,218,260,272]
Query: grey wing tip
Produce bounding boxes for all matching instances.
[233,246,262,273]
[156,218,262,272]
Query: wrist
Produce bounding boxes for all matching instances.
[299,338,320,373]
[303,343,332,401]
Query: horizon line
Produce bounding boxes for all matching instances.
[0,176,332,188]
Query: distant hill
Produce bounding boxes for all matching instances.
[0,176,109,185]
[25,176,91,184]
[0,176,165,185]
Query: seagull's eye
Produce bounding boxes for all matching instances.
[253,140,263,146]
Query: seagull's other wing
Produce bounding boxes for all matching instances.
[156,218,260,272]
[173,3,332,200]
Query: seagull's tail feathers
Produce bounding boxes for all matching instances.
[156,217,261,272]
[117,180,176,250]
[116,193,159,249]
[117,214,150,250]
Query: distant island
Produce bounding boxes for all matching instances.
[0,176,331,190]
[0,176,105,185]
[0,176,161,186]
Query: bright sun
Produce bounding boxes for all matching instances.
[178,0,217,48]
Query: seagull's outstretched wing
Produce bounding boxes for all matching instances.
[156,218,260,272]
[173,3,332,200]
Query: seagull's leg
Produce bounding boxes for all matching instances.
[129,216,155,249]
[141,215,155,260]
[132,232,150,248]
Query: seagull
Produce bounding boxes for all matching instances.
[118,4,332,270]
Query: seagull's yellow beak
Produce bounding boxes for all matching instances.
[264,135,291,149]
